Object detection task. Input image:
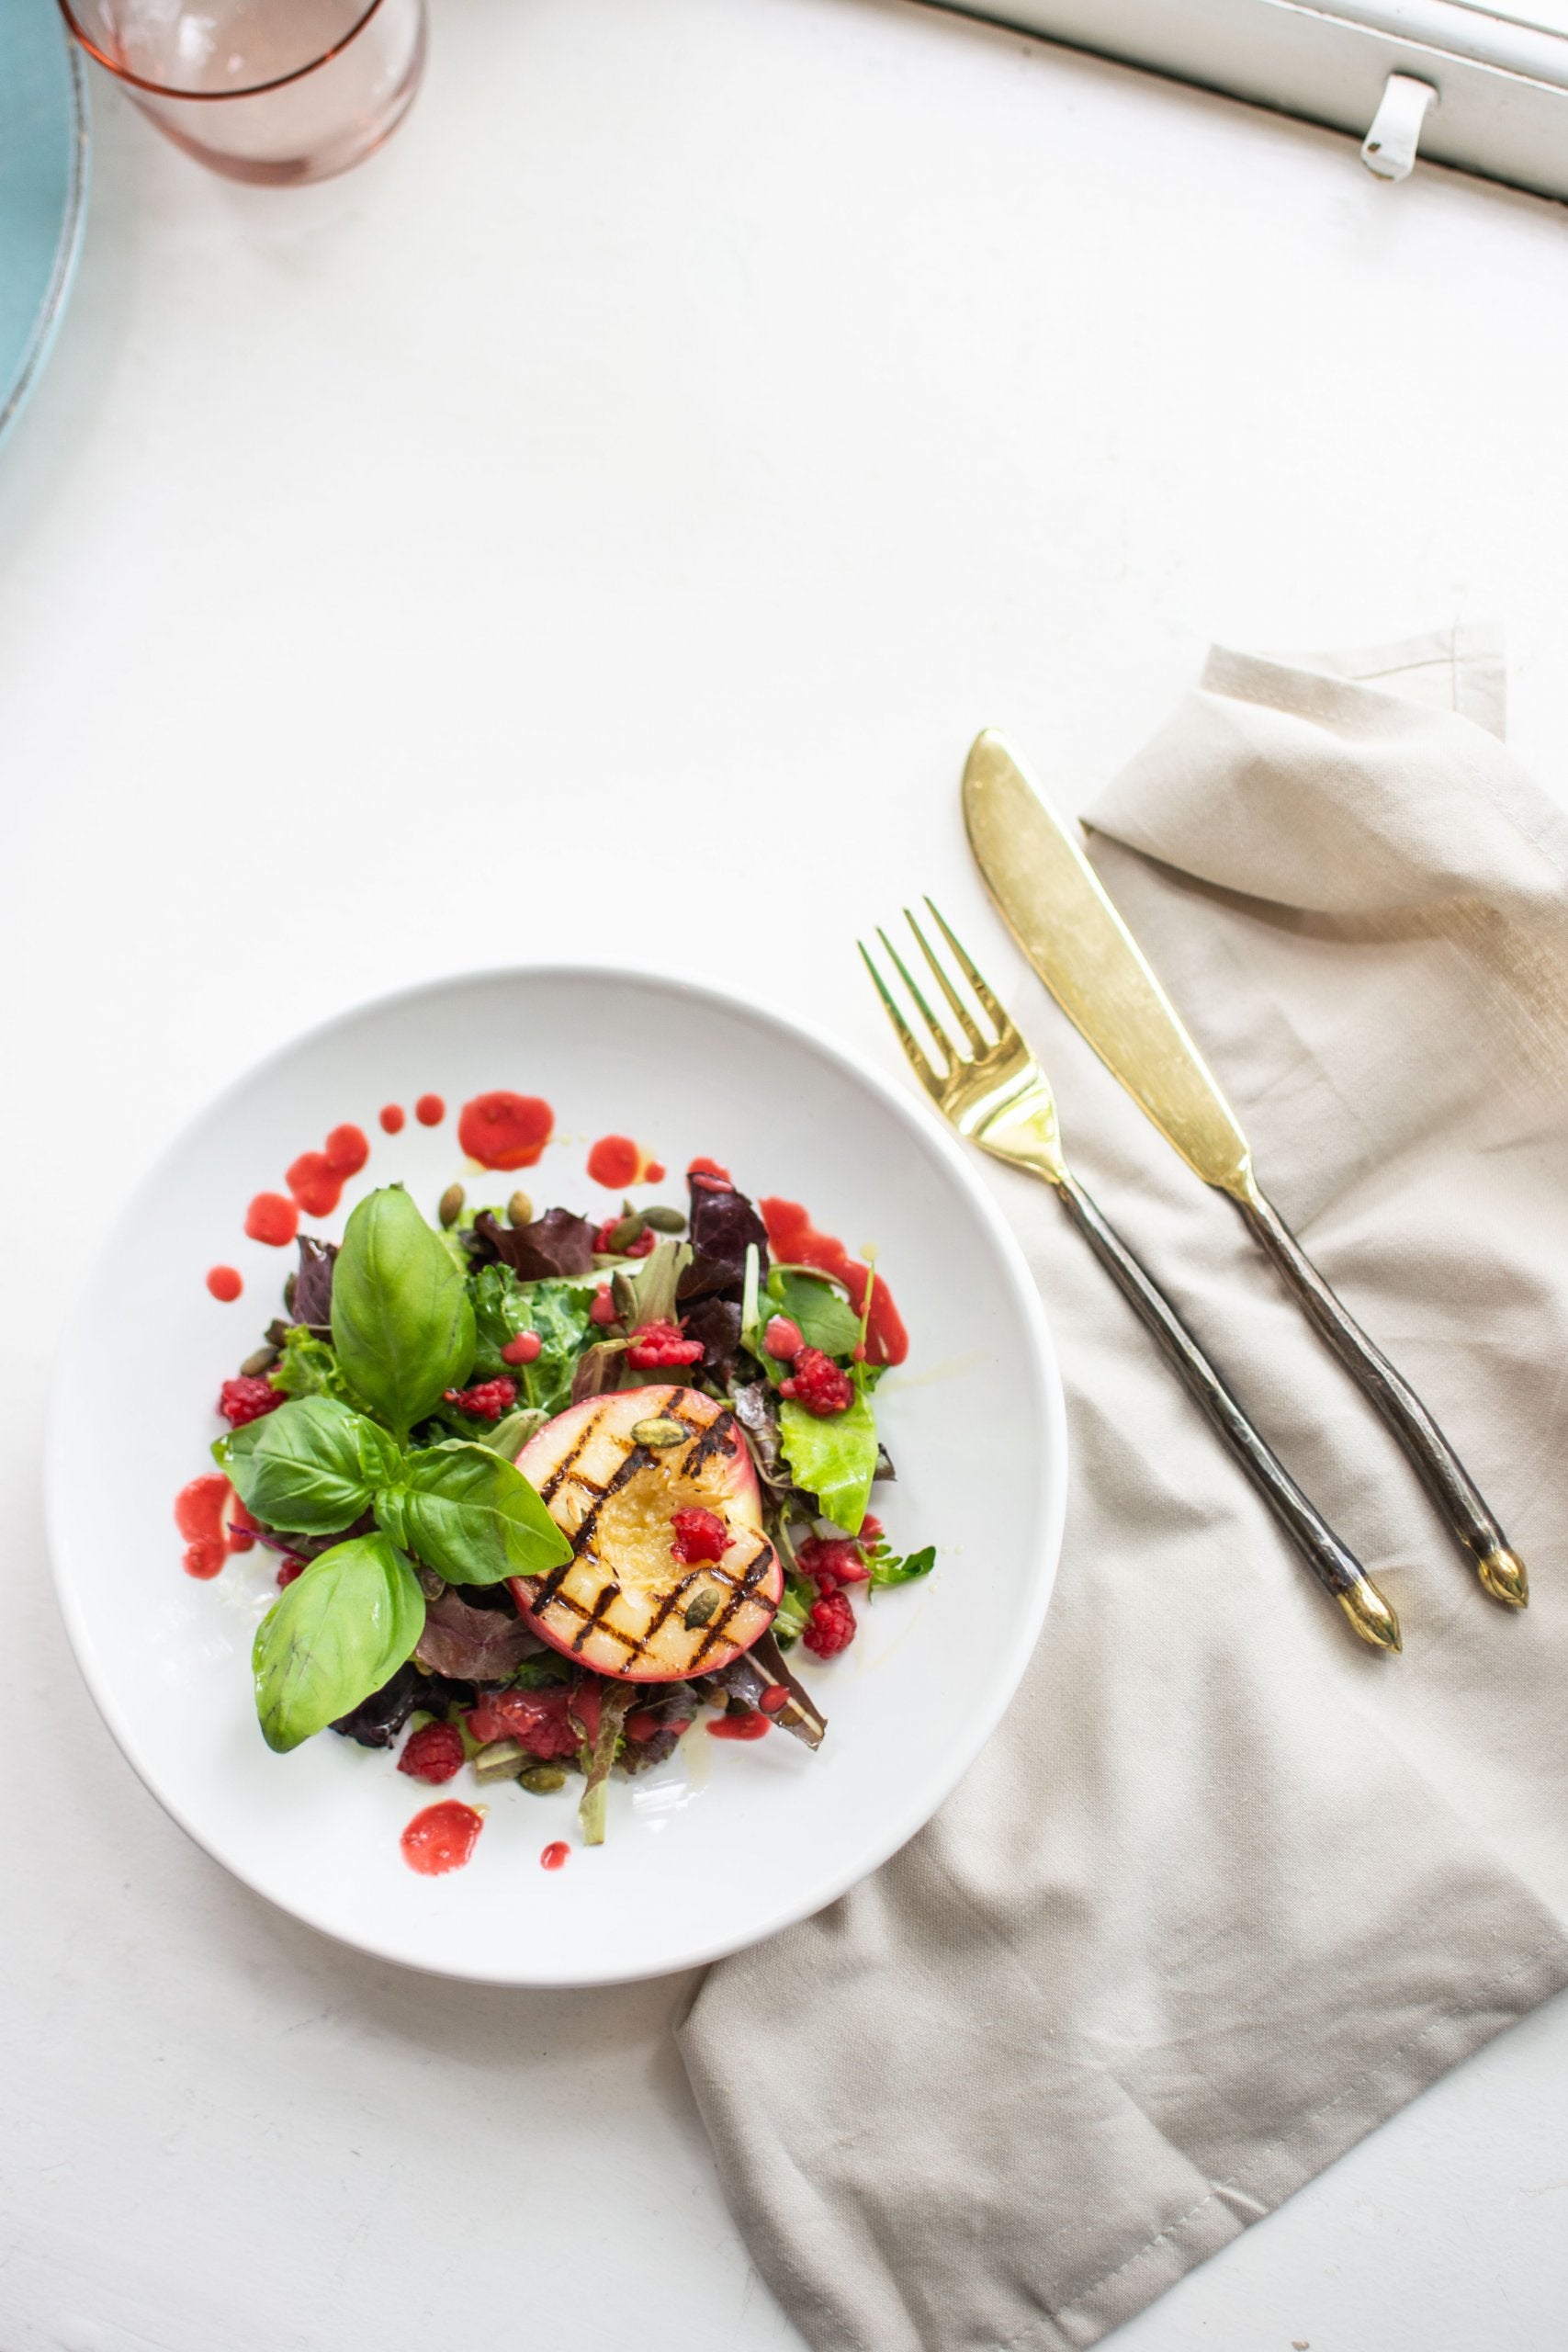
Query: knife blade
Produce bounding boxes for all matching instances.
[962,726,1528,1611]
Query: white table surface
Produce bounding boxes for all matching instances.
[6,2,1568,2346]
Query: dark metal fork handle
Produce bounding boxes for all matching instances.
[1056,1171,1402,1653]
[1235,1188,1525,1609]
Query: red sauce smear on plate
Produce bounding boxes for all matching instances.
[175,1474,250,1579]
[206,1265,243,1302]
[400,1801,484,1875]
[761,1197,908,1367]
[325,1123,369,1176]
[287,1152,341,1217]
[587,1134,638,1188]
[415,1093,446,1126]
[285,1124,369,1219]
[540,1840,570,1871]
[459,1091,553,1170]
[379,1102,405,1134]
[244,1192,299,1247]
[707,1711,772,1741]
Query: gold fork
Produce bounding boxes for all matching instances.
[860,901,1403,1655]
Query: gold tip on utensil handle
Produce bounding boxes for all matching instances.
[1477,1547,1529,1609]
[1337,1577,1403,1653]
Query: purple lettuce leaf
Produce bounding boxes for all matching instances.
[330,1659,471,1747]
[469,1207,597,1281]
[678,1179,769,1303]
[413,1581,546,1681]
[290,1236,337,1335]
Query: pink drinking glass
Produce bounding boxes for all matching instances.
[57,0,427,185]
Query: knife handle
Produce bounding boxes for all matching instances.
[1234,1186,1526,1609]
[1055,1171,1401,1653]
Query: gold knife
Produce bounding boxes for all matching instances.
[963,727,1528,1610]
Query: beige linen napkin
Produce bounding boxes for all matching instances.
[679,628,1568,2351]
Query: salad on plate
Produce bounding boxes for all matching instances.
[189,1155,934,1861]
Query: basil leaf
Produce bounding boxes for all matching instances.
[384,1439,573,1586]
[868,1543,936,1588]
[331,1186,477,1439]
[778,1378,879,1535]
[220,1396,388,1534]
[772,1272,863,1360]
[251,1532,424,1753]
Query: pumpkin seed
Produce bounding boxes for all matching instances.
[632,1415,688,1449]
[240,1343,279,1378]
[607,1213,647,1252]
[438,1182,465,1228]
[611,1269,640,1322]
[507,1190,533,1227]
[519,1764,568,1795]
[642,1204,687,1234]
[683,1589,720,1629]
[472,1737,527,1783]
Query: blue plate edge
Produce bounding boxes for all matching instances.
[0,36,90,446]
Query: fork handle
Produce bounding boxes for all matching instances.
[1055,1171,1401,1653]
[1235,1185,1526,1609]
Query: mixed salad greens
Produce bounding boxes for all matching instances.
[209,1159,933,1847]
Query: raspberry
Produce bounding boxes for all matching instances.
[796,1535,869,1588]
[803,1589,857,1657]
[779,1347,853,1416]
[398,1721,466,1784]
[502,1329,543,1366]
[670,1506,730,1566]
[589,1283,619,1329]
[764,1315,803,1362]
[860,1514,884,1546]
[219,1375,285,1428]
[466,1686,580,1758]
[276,1558,306,1589]
[443,1377,517,1420]
[626,1317,705,1370]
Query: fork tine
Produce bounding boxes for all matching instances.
[923,899,1010,1034]
[857,940,942,1100]
[904,905,988,1054]
[876,926,964,1073]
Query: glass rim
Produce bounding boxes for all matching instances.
[55,0,389,101]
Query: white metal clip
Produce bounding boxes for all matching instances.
[1360,73,1438,182]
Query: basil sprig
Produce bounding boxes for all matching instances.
[252,1532,425,1753]
[331,1185,477,1439]
[221,1396,400,1533]
[378,1439,571,1586]
[219,1395,570,1585]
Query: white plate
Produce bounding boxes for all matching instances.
[46,967,1066,1984]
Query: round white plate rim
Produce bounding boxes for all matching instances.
[44,960,1068,1984]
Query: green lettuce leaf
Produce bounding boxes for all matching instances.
[771,1272,862,1360]
[868,1543,935,1588]
[778,1371,879,1535]
[267,1326,349,1403]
